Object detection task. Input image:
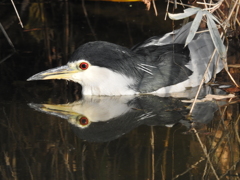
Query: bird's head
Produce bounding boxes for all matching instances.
[27,41,140,95]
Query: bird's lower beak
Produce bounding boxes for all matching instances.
[27,65,78,81]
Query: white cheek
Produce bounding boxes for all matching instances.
[71,66,136,95]
[71,66,112,87]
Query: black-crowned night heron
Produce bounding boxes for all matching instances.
[27,22,223,96]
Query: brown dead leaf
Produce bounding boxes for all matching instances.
[224,87,240,93]
[142,0,151,10]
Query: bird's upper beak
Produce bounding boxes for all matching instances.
[27,65,78,81]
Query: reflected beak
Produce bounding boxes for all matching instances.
[29,103,91,128]
[27,65,78,81]
[29,103,79,119]
[42,104,80,117]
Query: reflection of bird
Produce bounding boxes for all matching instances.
[27,22,223,96]
[29,95,187,142]
[29,95,220,142]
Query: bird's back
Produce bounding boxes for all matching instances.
[131,22,223,94]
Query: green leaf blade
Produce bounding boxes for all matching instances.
[205,11,226,58]
[168,7,201,20]
[184,10,203,47]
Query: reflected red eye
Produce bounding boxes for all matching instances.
[79,62,89,70]
[79,116,89,125]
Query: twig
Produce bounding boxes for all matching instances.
[168,0,194,8]
[234,114,240,143]
[189,49,217,114]
[164,0,170,20]
[226,70,239,87]
[197,0,224,12]
[202,160,208,179]
[173,157,205,179]
[81,0,97,40]
[233,0,240,28]
[3,151,15,178]
[219,161,240,179]
[224,0,230,8]
[224,0,239,22]
[0,23,15,51]
[197,0,224,13]
[192,128,220,179]
[11,0,23,28]
[81,144,87,180]
[150,126,155,180]
[0,52,15,64]
[152,0,158,16]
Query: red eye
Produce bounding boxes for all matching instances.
[79,62,89,70]
[79,116,89,126]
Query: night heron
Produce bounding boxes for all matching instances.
[27,22,223,96]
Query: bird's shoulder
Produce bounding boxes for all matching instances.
[133,43,190,64]
[133,44,193,93]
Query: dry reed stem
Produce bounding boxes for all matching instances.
[219,161,239,179]
[168,0,194,8]
[150,126,155,180]
[82,0,97,40]
[0,23,15,51]
[164,0,170,20]
[0,52,15,64]
[152,0,158,16]
[11,0,23,28]
[197,0,224,12]
[172,157,205,179]
[234,0,240,28]
[189,49,217,114]
[192,127,220,179]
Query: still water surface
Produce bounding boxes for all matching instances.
[1,92,239,180]
[1,1,240,180]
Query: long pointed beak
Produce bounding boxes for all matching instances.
[27,65,78,81]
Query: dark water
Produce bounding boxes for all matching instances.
[1,1,240,180]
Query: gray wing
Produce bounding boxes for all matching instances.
[132,21,224,92]
[135,44,193,93]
